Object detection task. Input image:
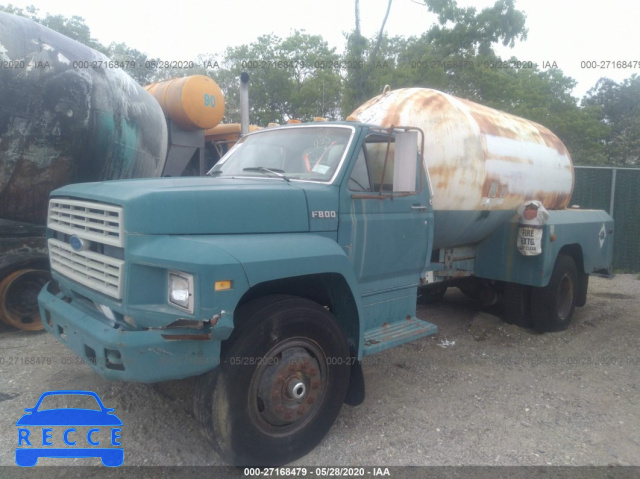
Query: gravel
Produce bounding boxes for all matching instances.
[0,275,638,474]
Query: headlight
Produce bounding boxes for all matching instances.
[168,271,194,313]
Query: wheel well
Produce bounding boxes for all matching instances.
[558,244,584,275]
[236,274,360,353]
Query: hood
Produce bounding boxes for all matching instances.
[52,177,310,235]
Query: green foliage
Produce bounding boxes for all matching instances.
[218,31,342,125]
[340,31,370,114]
[40,13,105,53]
[583,75,640,166]
[462,65,609,165]
[1,4,105,53]
[0,3,38,19]
[341,0,528,114]
[424,0,527,55]
[105,43,154,84]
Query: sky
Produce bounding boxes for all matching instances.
[4,0,639,99]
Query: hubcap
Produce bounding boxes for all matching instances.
[249,339,327,434]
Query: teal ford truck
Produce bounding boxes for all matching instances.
[38,88,614,466]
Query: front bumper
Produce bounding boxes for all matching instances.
[38,282,220,382]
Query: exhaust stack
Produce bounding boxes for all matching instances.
[240,72,250,137]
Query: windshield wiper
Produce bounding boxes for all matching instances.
[243,167,290,182]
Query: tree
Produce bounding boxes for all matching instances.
[0,3,38,19]
[1,4,106,53]
[423,0,527,56]
[342,0,395,115]
[583,75,640,166]
[105,43,156,85]
[39,13,106,53]
[219,31,342,125]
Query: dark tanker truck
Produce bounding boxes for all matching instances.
[0,12,226,330]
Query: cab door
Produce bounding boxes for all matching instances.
[338,128,433,296]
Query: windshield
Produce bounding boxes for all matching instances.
[208,125,354,182]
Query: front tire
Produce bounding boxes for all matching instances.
[531,254,578,332]
[195,295,350,466]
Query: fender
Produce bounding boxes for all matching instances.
[475,210,614,286]
[211,233,366,356]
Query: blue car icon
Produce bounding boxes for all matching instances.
[16,390,123,467]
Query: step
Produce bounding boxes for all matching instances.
[363,317,438,356]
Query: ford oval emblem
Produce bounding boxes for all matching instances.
[69,235,87,252]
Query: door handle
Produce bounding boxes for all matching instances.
[411,205,427,211]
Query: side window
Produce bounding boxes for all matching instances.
[348,131,420,194]
[348,148,371,191]
[348,135,397,192]
[365,141,395,192]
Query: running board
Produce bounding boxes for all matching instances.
[363,317,438,356]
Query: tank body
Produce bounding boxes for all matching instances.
[145,75,225,131]
[0,11,168,225]
[351,88,574,248]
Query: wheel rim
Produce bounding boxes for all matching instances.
[248,338,328,436]
[556,273,574,320]
[0,269,50,331]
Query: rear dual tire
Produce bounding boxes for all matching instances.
[503,254,581,333]
[531,254,578,332]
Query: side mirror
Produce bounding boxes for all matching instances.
[393,130,418,192]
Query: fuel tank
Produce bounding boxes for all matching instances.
[351,88,574,248]
[145,75,225,131]
[0,11,168,225]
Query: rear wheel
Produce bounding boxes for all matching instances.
[194,295,350,466]
[0,268,50,331]
[531,254,578,332]
[459,279,499,306]
[417,286,447,304]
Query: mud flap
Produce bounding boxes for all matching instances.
[344,357,365,406]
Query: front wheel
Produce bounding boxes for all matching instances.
[531,254,578,332]
[194,295,350,466]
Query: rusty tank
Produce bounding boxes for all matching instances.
[0,11,168,330]
[351,87,574,248]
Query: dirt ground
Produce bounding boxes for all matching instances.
[0,275,638,474]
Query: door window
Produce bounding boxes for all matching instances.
[348,131,419,194]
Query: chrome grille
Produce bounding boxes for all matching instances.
[48,199,123,247]
[48,238,124,299]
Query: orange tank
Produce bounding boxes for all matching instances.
[204,123,261,143]
[145,75,225,131]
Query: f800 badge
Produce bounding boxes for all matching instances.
[311,211,336,219]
